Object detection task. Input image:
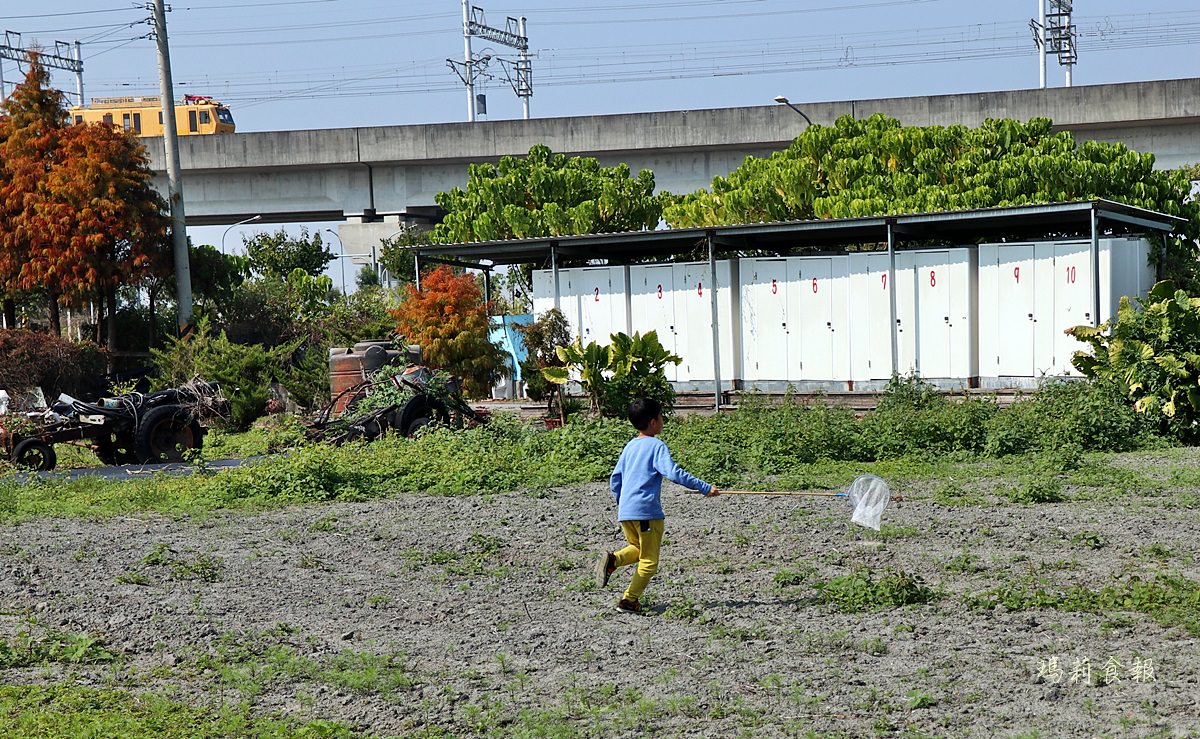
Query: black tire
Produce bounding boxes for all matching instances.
[135,405,203,463]
[13,439,57,471]
[405,416,431,437]
[95,433,139,466]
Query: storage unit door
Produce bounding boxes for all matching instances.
[894,253,918,375]
[913,252,953,378]
[994,244,1037,377]
[1052,241,1093,375]
[577,267,622,346]
[672,262,716,382]
[864,253,896,380]
[532,268,580,337]
[630,264,678,381]
[793,257,837,380]
[740,258,790,382]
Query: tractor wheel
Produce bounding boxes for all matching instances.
[12,439,57,471]
[135,405,203,463]
[405,416,431,437]
[95,433,139,466]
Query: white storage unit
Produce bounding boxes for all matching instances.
[531,268,581,338]
[629,264,680,382]
[978,237,1155,381]
[848,248,977,385]
[574,266,629,345]
[739,258,790,383]
[739,255,852,387]
[668,260,739,386]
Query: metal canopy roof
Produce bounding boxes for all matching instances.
[410,199,1186,267]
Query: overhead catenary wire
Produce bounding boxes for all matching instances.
[27,4,1200,113]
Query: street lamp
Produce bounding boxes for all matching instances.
[773,95,812,126]
[323,228,350,294]
[220,214,262,254]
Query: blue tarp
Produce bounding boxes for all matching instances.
[490,314,533,382]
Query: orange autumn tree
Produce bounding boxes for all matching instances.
[0,52,65,328]
[0,51,169,345]
[24,120,170,347]
[391,265,506,397]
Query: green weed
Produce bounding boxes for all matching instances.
[0,684,354,738]
[813,568,937,612]
[970,573,1200,634]
[0,630,116,668]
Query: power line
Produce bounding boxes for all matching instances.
[0,8,135,21]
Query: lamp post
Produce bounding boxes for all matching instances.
[323,228,348,294]
[773,95,812,126]
[220,214,261,254]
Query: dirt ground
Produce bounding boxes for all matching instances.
[2,465,1200,737]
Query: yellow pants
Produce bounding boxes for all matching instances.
[614,519,664,601]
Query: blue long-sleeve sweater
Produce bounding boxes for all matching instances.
[609,435,712,521]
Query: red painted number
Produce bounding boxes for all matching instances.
[881,273,887,290]
[1066,265,1076,284]
[1013,266,1020,283]
[929,270,937,287]
[593,287,600,302]
[697,282,703,297]
[656,284,663,299]
[812,277,818,293]
[771,279,778,295]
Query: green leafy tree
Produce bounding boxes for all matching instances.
[665,114,1200,282]
[515,308,572,413]
[242,227,334,278]
[430,144,663,243]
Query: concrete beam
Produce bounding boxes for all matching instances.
[139,78,1200,225]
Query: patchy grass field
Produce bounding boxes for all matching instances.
[2,444,1199,737]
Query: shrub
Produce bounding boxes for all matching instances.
[391,266,506,398]
[514,308,571,413]
[862,375,995,458]
[151,319,326,430]
[983,379,1151,455]
[1070,281,1200,443]
[0,329,107,401]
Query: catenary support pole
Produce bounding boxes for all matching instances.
[74,41,83,104]
[519,16,530,120]
[462,0,475,122]
[414,253,421,291]
[887,220,899,375]
[1038,0,1046,89]
[707,232,722,412]
[151,0,193,334]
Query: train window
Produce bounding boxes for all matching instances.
[122,113,132,131]
[74,115,83,124]
[158,112,163,124]
[188,110,198,133]
[217,108,234,124]
[132,113,141,134]
[199,110,211,125]
[103,113,113,126]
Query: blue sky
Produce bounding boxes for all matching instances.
[13,0,1199,131]
[5,1,1198,286]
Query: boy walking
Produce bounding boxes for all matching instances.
[594,397,719,614]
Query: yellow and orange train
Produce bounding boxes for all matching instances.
[68,94,235,136]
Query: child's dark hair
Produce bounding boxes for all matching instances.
[627,397,662,431]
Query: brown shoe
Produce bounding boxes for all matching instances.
[616,597,642,615]
[594,552,616,588]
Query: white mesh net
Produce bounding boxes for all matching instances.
[845,474,892,531]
